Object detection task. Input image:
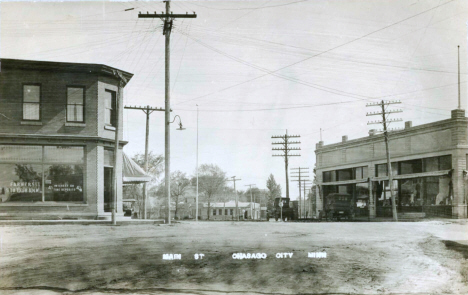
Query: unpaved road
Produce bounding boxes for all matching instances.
[1,220,468,295]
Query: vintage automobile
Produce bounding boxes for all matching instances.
[324,193,354,221]
[267,197,297,221]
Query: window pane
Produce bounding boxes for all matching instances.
[44,164,84,202]
[337,169,353,181]
[104,149,114,166]
[24,85,40,103]
[400,159,423,175]
[67,88,83,105]
[362,166,368,178]
[0,145,42,163]
[23,103,40,120]
[0,164,43,202]
[439,155,452,170]
[67,105,84,122]
[44,146,84,164]
[424,157,439,172]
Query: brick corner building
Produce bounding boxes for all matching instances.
[0,58,134,220]
[315,108,468,219]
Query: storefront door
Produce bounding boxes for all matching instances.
[104,167,113,212]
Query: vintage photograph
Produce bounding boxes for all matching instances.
[1,0,468,294]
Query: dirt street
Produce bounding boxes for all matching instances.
[1,220,468,295]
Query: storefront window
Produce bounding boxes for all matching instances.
[423,157,439,172]
[354,166,368,180]
[44,164,84,202]
[376,163,398,177]
[400,159,423,175]
[323,171,336,183]
[0,145,84,203]
[0,164,43,202]
[439,155,452,170]
[337,169,353,181]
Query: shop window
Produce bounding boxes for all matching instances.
[230,209,234,215]
[0,145,84,203]
[213,209,217,215]
[354,166,368,180]
[0,164,43,202]
[376,163,398,177]
[400,159,423,175]
[337,169,353,181]
[104,90,116,127]
[44,164,84,202]
[23,85,41,121]
[439,155,452,170]
[323,171,336,183]
[219,209,223,215]
[67,87,85,122]
[225,209,228,215]
[423,157,439,172]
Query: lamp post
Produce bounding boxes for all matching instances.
[196,105,199,222]
[166,115,185,224]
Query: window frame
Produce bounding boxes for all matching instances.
[104,89,117,127]
[22,83,42,121]
[66,86,86,123]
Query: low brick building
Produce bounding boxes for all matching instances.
[315,109,468,219]
[0,59,133,220]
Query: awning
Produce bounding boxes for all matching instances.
[123,152,152,184]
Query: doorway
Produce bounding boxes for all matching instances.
[104,167,113,212]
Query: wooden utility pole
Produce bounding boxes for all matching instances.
[272,130,300,199]
[138,2,196,224]
[124,105,166,219]
[227,176,241,221]
[291,167,309,218]
[367,100,402,221]
[111,70,128,225]
[245,184,256,220]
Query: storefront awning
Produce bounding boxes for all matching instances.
[123,152,151,184]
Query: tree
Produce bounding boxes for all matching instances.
[266,174,282,210]
[157,171,191,219]
[124,152,164,219]
[195,164,227,220]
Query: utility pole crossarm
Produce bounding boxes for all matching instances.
[138,12,197,18]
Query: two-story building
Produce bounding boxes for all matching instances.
[315,109,468,219]
[0,58,134,220]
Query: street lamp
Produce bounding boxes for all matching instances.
[165,115,185,224]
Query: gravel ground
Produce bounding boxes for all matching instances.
[1,220,468,295]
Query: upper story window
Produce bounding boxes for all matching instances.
[67,87,85,122]
[104,90,116,127]
[23,84,41,121]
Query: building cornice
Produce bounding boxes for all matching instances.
[0,133,128,146]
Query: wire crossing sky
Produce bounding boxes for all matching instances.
[1,0,467,198]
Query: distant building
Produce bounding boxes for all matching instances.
[315,109,468,219]
[0,58,147,220]
[200,201,262,220]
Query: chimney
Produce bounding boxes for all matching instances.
[451,109,465,119]
[405,121,412,129]
[342,135,348,143]
[369,129,376,136]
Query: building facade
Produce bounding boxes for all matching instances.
[0,59,133,220]
[315,109,468,219]
[199,201,262,220]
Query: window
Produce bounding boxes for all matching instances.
[400,159,423,175]
[104,90,116,126]
[219,209,223,215]
[230,209,234,215]
[213,209,217,216]
[225,209,228,215]
[376,163,398,177]
[0,145,84,203]
[323,171,336,183]
[439,155,452,170]
[67,87,84,122]
[337,169,353,181]
[23,85,41,120]
[423,157,439,172]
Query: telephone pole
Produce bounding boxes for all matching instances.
[138,2,197,224]
[227,176,241,221]
[124,105,166,219]
[245,184,256,220]
[291,167,309,218]
[367,100,402,222]
[272,130,300,199]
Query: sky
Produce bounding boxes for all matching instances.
[1,0,468,199]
